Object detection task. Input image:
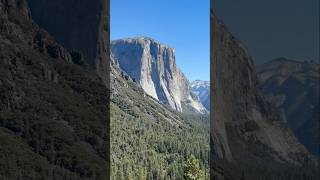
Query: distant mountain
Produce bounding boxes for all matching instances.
[257,58,320,155]
[191,80,210,110]
[111,37,206,114]
[211,12,318,180]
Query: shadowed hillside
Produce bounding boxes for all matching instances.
[0,0,109,179]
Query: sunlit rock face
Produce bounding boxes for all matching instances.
[111,37,206,113]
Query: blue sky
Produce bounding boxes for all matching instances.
[111,0,210,81]
[215,0,319,64]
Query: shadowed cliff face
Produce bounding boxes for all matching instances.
[258,58,320,155]
[26,0,109,82]
[111,37,206,113]
[210,10,318,180]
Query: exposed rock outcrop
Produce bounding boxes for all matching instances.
[111,37,206,113]
[211,10,318,180]
[257,58,320,155]
[26,0,109,83]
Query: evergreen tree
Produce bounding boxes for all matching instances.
[184,155,205,180]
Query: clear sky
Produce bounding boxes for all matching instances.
[215,0,319,65]
[111,0,210,81]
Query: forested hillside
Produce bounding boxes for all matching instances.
[110,62,209,179]
[0,0,109,179]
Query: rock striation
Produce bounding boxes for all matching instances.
[111,37,206,113]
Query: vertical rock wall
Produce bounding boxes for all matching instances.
[111,37,206,113]
[26,0,109,82]
[210,7,314,170]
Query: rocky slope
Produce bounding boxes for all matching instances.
[210,10,318,180]
[191,80,210,110]
[257,58,320,155]
[0,0,109,179]
[111,37,206,113]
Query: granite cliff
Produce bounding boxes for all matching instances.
[111,37,206,113]
[211,10,318,180]
[26,0,109,83]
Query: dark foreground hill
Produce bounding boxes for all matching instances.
[0,0,109,179]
